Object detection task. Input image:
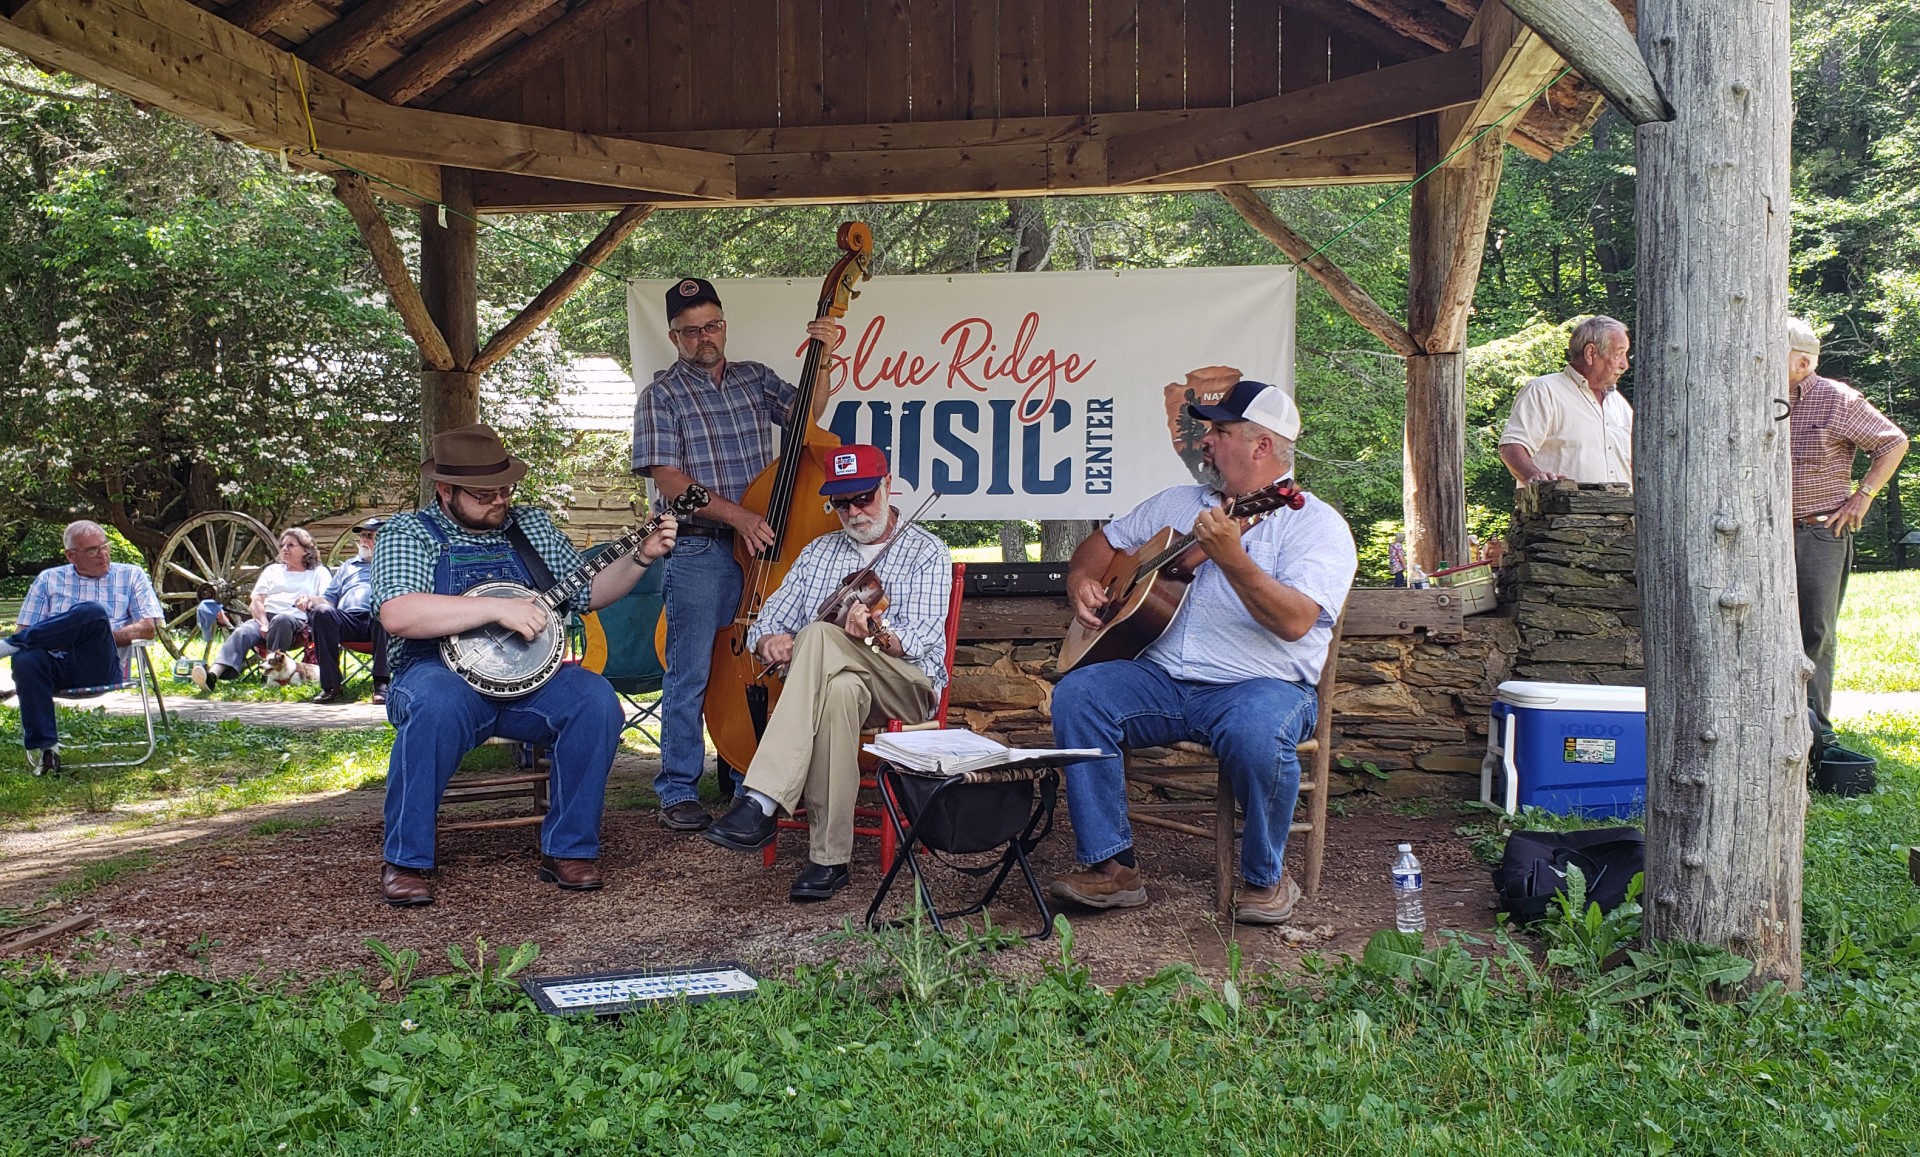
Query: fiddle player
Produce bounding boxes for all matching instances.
[631,278,841,832]
[373,424,677,906]
[701,445,953,902]
[1048,381,1355,924]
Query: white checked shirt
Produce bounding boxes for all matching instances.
[18,562,164,634]
[747,517,953,703]
[1104,483,1356,686]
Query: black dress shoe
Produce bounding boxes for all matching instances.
[701,797,775,851]
[313,687,344,704]
[789,861,851,902]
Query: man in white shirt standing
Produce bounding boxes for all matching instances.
[1498,316,1634,487]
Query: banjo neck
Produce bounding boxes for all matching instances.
[532,484,711,609]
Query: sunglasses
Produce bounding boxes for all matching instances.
[826,487,881,512]
[459,485,515,504]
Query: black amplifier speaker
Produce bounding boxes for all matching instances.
[963,561,1070,597]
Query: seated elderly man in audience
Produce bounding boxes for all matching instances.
[300,516,391,705]
[0,520,164,776]
[196,527,330,689]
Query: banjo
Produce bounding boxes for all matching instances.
[442,485,709,698]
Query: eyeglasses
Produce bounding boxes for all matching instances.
[673,319,726,341]
[827,487,881,512]
[68,542,111,557]
[459,485,515,504]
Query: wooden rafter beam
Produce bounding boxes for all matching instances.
[296,0,444,76]
[0,0,735,199]
[365,0,563,105]
[219,0,314,38]
[1287,0,1426,61]
[462,122,1420,210]
[331,171,456,371]
[1216,184,1419,358]
[1338,0,1469,50]
[1105,45,1481,185]
[431,0,646,115]
[470,205,653,376]
[1502,0,1670,123]
[1438,0,1568,157]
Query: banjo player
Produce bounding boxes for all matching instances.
[372,424,678,907]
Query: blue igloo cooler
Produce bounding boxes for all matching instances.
[1480,680,1647,817]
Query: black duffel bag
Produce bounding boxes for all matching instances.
[1493,827,1645,924]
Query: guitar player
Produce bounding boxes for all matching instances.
[370,424,678,907]
[1048,380,1356,925]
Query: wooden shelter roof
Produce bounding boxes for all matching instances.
[0,0,1623,211]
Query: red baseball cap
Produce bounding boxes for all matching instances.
[820,444,890,495]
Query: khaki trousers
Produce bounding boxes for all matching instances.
[743,621,935,866]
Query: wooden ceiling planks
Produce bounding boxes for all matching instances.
[1233,0,1281,105]
[1184,0,1231,111]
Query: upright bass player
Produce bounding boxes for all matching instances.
[631,276,843,833]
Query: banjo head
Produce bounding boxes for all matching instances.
[442,582,565,698]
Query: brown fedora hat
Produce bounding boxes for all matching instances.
[421,423,529,488]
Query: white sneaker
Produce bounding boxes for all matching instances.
[190,664,210,692]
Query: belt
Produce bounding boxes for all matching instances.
[678,524,734,539]
[1794,512,1838,528]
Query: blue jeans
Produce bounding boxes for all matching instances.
[382,659,622,868]
[1049,660,1318,889]
[8,602,121,752]
[213,613,305,673]
[656,536,743,806]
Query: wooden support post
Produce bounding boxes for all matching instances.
[330,171,455,372]
[419,167,479,472]
[471,205,654,376]
[1636,0,1801,986]
[1503,0,1672,125]
[1402,121,1502,574]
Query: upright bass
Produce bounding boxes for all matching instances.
[704,221,875,774]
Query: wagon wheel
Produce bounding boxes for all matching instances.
[326,526,361,567]
[150,511,276,660]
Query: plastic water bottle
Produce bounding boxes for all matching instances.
[1392,843,1426,933]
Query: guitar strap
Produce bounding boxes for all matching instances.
[503,520,558,593]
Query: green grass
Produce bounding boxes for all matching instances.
[48,852,154,903]
[1835,570,1920,692]
[0,713,394,824]
[0,714,1915,1154]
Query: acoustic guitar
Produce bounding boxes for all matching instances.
[1055,479,1304,674]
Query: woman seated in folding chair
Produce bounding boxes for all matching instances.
[0,520,165,776]
[702,445,954,903]
[195,527,330,689]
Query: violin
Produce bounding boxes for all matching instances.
[811,490,938,633]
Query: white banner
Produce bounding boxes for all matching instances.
[627,266,1296,520]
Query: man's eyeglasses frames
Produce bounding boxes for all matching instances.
[827,487,880,512]
[674,319,726,341]
[459,486,515,504]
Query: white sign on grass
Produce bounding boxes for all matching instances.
[626,266,1296,520]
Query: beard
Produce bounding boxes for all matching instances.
[1195,457,1225,491]
[448,498,508,532]
[842,507,893,545]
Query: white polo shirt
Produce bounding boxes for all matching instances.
[1499,365,1634,486]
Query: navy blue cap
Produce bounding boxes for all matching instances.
[665,277,722,322]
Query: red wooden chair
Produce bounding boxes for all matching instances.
[762,562,967,874]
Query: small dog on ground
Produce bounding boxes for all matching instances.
[261,650,321,689]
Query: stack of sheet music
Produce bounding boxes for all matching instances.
[863,728,1106,775]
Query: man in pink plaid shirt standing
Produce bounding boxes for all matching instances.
[1786,317,1909,753]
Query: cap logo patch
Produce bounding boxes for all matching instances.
[677,279,701,296]
[832,452,859,476]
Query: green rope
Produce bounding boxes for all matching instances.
[1295,65,1575,269]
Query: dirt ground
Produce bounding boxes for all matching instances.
[0,751,1498,986]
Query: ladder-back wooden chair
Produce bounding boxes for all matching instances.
[1121,606,1346,917]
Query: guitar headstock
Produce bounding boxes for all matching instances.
[1229,479,1306,520]
[673,484,711,517]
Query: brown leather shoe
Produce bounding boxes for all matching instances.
[539,855,604,891]
[1233,875,1302,925]
[381,862,433,906]
[1049,860,1148,909]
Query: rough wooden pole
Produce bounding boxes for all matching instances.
[419,167,480,493]
[1403,120,1501,575]
[471,204,654,376]
[1636,0,1802,985]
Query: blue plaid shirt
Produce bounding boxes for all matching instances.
[1104,484,1356,685]
[746,518,953,704]
[19,562,165,668]
[631,357,798,529]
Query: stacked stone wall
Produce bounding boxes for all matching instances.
[1497,482,1644,686]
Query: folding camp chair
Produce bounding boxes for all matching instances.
[52,638,172,771]
[864,756,1060,939]
[762,562,968,874]
[576,544,666,745]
